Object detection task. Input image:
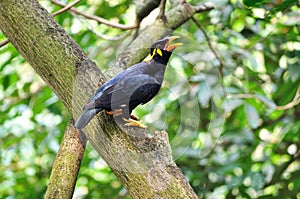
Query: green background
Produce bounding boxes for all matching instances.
[1,0,300,198]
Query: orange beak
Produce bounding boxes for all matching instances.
[164,36,183,52]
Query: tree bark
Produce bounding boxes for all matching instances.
[106,1,214,78]
[0,0,213,198]
[45,121,86,199]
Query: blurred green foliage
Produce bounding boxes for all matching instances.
[1,0,300,198]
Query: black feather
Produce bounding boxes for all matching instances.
[75,36,177,129]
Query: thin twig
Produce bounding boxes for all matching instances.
[227,87,300,111]
[52,0,81,17]
[51,0,138,30]
[191,16,226,95]
[75,13,132,41]
[87,26,132,41]
[0,39,9,48]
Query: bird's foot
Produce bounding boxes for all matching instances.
[106,109,122,116]
[123,118,147,128]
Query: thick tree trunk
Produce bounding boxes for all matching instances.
[0,0,212,198]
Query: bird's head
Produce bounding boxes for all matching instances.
[144,36,182,64]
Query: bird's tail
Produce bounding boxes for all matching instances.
[74,108,102,129]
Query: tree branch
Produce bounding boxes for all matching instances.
[0,38,9,48]
[157,0,167,21]
[191,16,226,95]
[136,0,161,22]
[52,0,81,17]
[45,121,86,199]
[133,0,161,39]
[191,16,224,73]
[227,87,300,110]
[0,0,213,198]
[0,0,81,49]
[75,14,132,41]
[51,0,138,30]
[105,1,215,78]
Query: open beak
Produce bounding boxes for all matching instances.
[164,36,183,52]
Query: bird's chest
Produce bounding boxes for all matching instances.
[145,64,166,84]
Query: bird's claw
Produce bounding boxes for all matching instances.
[123,118,147,128]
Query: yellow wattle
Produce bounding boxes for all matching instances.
[143,54,153,62]
[143,48,163,62]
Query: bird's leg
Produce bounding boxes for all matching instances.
[123,118,147,128]
[106,109,123,116]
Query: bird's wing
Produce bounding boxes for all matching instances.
[109,74,160,94]
[85,71,125,110]
[84,64,160,110]
[107,74,160,106]
[85,84,116,110]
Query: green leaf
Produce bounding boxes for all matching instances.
[268,0,299,17]
[3,75,10,90]
[288,64,300,82]
[243,0,268,7]
[198,83,211,108]
[244,103,261,129]
[282,10,300,26]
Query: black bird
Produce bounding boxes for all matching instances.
[75,36,182,129]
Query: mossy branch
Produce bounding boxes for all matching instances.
[0,0,213,198]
